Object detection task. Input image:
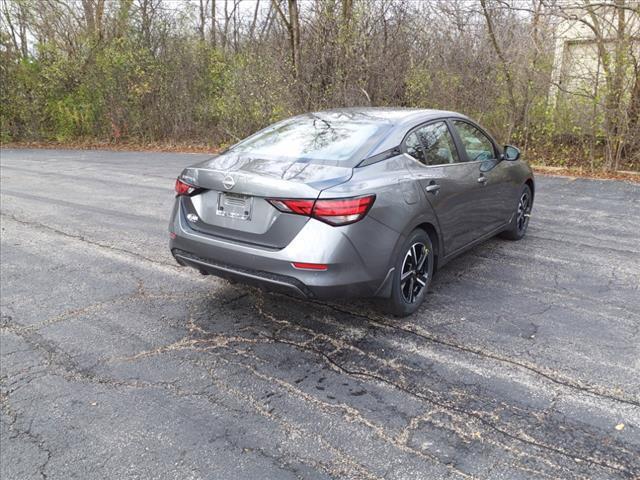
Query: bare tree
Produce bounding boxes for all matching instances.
[81,0,105,40]
[272,0,301,77]
[1,0,638,171]
[552,0,640,170]
[210,0,216,46]
[198,0,208,41]
[1,0,29,58]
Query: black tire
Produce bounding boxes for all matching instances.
[388,229,434,317]
[500,184,532,241]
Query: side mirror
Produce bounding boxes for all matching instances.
[503,145,520,161]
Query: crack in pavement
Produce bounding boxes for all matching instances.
[1,296,386,479]
[3,275,633,479]
[279,293,640,409]
[115,325,572,480]
[231,348,477,480]
[252,293,638,477]
[3,208,634,406]
[3,166,640,479]
[5,260,633,477]
[1,394,53,479]
[98,296,477,479]
[264,331,633,477]
[0,212,177,270]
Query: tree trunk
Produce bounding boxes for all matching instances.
[607,0,628,171]
[249,0,260,39]
[626,66,640,159]
[211,0,216,47]
[289,0,301,78]
[198,0,206,41]
[342,0,352,24]
[222,0,229,50]
[81,0,105,41]
[272,0,301,78]
[480,0,519,138]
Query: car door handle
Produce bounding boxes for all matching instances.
[425,183,441,193]
[477,176,487,184]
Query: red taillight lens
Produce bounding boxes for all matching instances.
[175,178,197,196]
[267,195,375,226]
[312,195,376,225]
[267,199,315,215]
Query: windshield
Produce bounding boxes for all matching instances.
[230,114,389,163]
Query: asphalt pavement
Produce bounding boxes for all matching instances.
[1,148,639,479]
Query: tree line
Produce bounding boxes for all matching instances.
[1,0,638,171]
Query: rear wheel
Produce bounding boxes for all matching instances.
[500,184,532,241]
[389,230,434,317]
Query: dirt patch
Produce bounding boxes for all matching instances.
[2,140,221,154]
[532,165,640,183]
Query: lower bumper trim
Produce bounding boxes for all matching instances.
[172,249,312,298]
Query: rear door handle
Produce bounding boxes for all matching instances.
[477,176,487,184]
[425,183,441,193]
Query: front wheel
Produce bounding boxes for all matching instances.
[389,230,434,317]
[500,184,532,241]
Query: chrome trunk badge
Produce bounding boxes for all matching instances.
[223,175,235,190]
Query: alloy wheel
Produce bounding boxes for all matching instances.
[400,242,429,303]
[517,192,531,233]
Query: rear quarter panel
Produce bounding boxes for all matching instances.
[320,155,442,278]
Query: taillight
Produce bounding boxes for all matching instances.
[313,196,376,225]
[175,178,198,196]
[267,199,314,215]
[267,194,375,226]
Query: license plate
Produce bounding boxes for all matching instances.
[216,192,252,220]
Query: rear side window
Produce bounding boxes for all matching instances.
[404,121,459,166]
[405,129,427,163]
[452,121,496,162]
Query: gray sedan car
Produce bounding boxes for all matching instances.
[169,108,534,316]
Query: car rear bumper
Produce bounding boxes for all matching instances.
[172,248,312,297]
[168,200,397,299]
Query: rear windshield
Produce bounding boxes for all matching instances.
[230,114,389,163]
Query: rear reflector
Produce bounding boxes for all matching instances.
[268,194,375,226]
[292,262,328,271]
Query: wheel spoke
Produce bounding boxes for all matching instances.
[401,270,413,281]
[417,249,427,271]
[400,241,431,304]
[516,193,530,231]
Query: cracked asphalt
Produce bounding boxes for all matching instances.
[1,148,639,480]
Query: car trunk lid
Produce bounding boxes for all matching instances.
[179,153,353,249]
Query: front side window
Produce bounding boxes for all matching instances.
[404,121,459,166]
[452,121,496,162]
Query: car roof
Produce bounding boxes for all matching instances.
[262,107,476,164]
[310,107,467,127]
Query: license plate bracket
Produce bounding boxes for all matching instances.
[216,192,252,221]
